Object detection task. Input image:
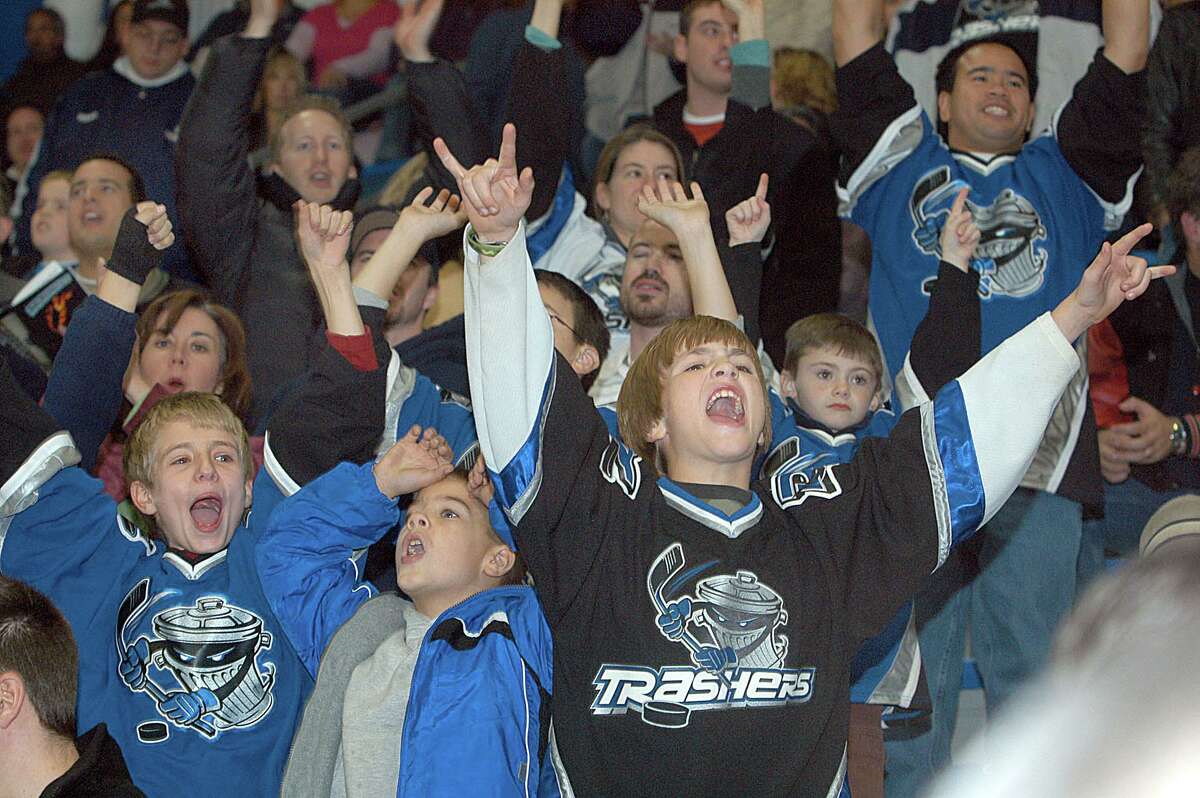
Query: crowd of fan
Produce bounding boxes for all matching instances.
[0,0,1197,796]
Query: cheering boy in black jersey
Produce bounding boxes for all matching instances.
[437,124,1169,797]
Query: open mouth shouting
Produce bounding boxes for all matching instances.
[189,493,224,534]
[706,385,746,425]
[399,531,426,565]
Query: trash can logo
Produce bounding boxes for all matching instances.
[116,580,276,741]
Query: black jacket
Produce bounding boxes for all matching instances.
[1142,0,1200,207]
[39,724,144,798]
[652,90,841,365]
[176,35,358,426]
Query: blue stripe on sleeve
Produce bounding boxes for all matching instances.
[492,363,556,526]
[931,381,986,557]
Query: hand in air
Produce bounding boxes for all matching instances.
[466,454,495,508]
[636,177,710,236]
[434,122,534,245]
[938,187,979,273]
[398,186,467,244]
[294,200,354,275]
[726,172,771,247]
[1054,223,1176,340]
[395,0,445,63]
[374,424,455,500]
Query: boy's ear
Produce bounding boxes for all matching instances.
[646,416,667,446]
[869,390,883,412]
[483,545,516,580]
[243,477,254,511]
[129,480,157,517]
[572,343,600,379]
[0,672,26,729]
[779,370,797,401]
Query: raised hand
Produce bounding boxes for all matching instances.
[434,122,534,245]
[1052,223,1176,341]
[938,187,980,273]
[466,453,495,508]
[726,173,771,247]
[374,424,455,500]
[245,0,280,37]
[636,177,711,236]
[397,186,467,244]
[294,200,354,275]
[721,0,765,41]
[395,0,445,63]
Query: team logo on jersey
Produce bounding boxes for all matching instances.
[599,438,643,499]
[960,0,1038,22]
[581,272,629,333]
[910,166,1048,299]
[591,543,815,727]
[762,437,843,509]
[115,579,276,742]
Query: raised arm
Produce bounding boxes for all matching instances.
[176,2,276,303]
[833,0,885,68]
[1100,0,1150,76]
[724,0,772,111]
[42,206,174,470]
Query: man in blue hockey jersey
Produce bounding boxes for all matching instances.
[830,0,1149,791]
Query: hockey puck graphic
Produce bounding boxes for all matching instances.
[137,721,169,743]
[637,700,690,728]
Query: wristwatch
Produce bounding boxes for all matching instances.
[1169,417,1187,457]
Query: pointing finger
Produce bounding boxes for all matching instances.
[755,172,768,202]
[433,137,468,180]
[498,123,518,170]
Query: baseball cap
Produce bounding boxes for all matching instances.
[1140,495,1200,557]
[349,207,439,276]
[131,0,189,35]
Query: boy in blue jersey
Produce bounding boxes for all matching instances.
[436,124,1169,796]
[768,190,982,796]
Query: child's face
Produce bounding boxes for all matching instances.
[396,476,506,614]
[650,340,766,480]
[782,346,880,432]
[129,420,252,554]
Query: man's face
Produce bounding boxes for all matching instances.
[137,308,226,396]
[937,43,1035,154]
[674,1,738,98]
[6,107,44,173]
[25,11,62,62]
[349,228,434,330]
[650,340,766,476]
[619,221,692,330]
[781,346,880,432]
[68,159,135,259]
[31,177,72,260]
[395,476,503,609]
[130,420,252,554]
[593,140,679,242]
[125,18,187,81]
[273,110,356,203]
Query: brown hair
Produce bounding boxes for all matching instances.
[618,315,771,472]
[0,576,78,740]
[773,47,837,116]
[135,290,253,424]
[782,313,883,385]
[679,0,726,36]
[430,468,527,586]
[124,392,253,492]
[1166,146,1200,234]
[534,269,610,391]
[254,46,306,114]
[268,94,353,166]
[588,126,685,221]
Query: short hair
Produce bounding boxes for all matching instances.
[0,576,78,740]
[135,290,254,424]
[618,315,771,472]
[430,469,526,586]
[534,269,611,392]
[76,152,147,205]
[1166,146,1200,234]
[124,392,252,493]
[588,125,685,221]
[268,94,354,166]
[773,48,836,116]
[934,35,1038,101]
[679,0,726,36]
[27,7,65,37]
[782,313,884,385]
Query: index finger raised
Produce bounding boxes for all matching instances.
[433,137,468,180]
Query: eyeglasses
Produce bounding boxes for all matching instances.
[544,306,581,340]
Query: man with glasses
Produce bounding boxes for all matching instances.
[17,0,194,281]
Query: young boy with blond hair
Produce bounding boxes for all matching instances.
[436,124,1169,795]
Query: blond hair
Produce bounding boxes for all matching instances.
[123,392,252,489]
[773,48,837,117]
[268,94,353,166]
[618,316,771,473]
[782,313,883,384]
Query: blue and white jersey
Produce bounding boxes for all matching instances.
[460,223,1080,797]
[0,435,310,798]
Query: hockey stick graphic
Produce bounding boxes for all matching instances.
[647,543,732,687]
[115,579,216,738]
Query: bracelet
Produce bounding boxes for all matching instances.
[1183,413,1200,459]
[1169,417,1189,458]
[466,227,510,257]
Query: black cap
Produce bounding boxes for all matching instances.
[350,207,440,277]
[131,0,189,35]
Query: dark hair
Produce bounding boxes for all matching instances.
[27,7,65,37]
[135,290,254,424]
[0,576,78,740]
[934,35,1038,101]
[679,0,726,36]
[77,152,148,204]
[535,269,611,392]
[587,125,685,222]
[1166,146,1200,235]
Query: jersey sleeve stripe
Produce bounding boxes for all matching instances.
[0,431,80,517]
[493,361,555,527]
[924,383,985,569]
